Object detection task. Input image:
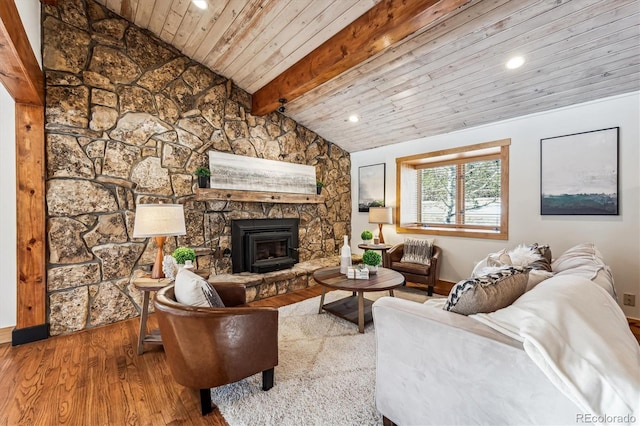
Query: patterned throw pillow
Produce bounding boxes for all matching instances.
[528,243,552,272]
[444,267,529,315]
[400,238,434,265]
[174,269,225,307]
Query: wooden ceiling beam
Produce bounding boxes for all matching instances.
[251,0,472,116]
[0,0,44,106]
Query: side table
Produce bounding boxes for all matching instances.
[358,243,394,267]
[133,276,173,354]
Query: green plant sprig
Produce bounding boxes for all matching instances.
[362,250,382,266]
[172,247,196,264]
[194,167,211,177]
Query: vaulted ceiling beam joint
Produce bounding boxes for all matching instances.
[251,0,473,116]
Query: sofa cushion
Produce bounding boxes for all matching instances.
[444,267,529,315]
[391,261,431,275]
[551,243,616,298]
[175,269,225,307]
[400,238,434,265]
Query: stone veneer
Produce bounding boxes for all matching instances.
[42,0,351,336]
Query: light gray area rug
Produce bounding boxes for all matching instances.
[211,288,430,426]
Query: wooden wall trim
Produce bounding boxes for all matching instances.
[15,103,46,330]
[0,0,44,106]
[0,1,47,339]
[251,0,472,116]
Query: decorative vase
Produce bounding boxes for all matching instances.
[316,186,322,195]
[198,176,210,188]
[162,255,177,280]
[340,235,352,274]
[366,264,378,274]
[362,239,372,245]
[176,260,194,273]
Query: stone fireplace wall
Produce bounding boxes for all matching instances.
[42,0,351,336]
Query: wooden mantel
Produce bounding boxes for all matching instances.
[196,188,325,204]
[0,1,47,344]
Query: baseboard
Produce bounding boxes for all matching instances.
[0,326,13,344]
[12,323,49,346]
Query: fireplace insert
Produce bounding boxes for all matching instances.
[231,218,299,273]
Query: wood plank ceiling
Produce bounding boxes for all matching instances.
[96,0,640,152]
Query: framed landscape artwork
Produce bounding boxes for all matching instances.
[209,151,316,194]
[540,127,619,215]
[358,163,385,212]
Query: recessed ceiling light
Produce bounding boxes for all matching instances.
[348,114,359,123]
[506,56,525,69]
[192,0,208,10]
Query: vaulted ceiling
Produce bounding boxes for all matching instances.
[95,0,640,152]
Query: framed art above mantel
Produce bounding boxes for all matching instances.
[540,127,619,215]
[209,151,316,194]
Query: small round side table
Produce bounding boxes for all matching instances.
[357,243,394,267]
[133,276,173,355]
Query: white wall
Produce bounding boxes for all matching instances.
[0,1,41,329]
[0,84,17,329]
[351,92,640,317]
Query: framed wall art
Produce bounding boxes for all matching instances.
[209,151,316,194]
[358,163,385,212]
[540,127,619,215]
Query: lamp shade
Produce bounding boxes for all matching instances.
[133,204,186,238]
[369,207,393,224]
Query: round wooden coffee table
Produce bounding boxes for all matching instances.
[313,266,405,333]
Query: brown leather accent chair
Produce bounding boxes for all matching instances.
[154,283,278,416]
[384,244,442,296]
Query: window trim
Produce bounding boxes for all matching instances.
[395,139,510,240]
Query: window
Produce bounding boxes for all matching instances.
[396,139,510,240]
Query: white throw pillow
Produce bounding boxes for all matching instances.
[507,244,543,267]
[472,246,553,292]
[174,269,224,307]
[471,249,512,277]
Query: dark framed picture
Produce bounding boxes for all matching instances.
[358,163,385,212]
[540,127,619,215]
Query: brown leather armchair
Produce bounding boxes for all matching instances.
[154,283,278,415]
[384,244,442,296]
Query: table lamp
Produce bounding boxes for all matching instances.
[368,207,393,244]
[133,204,186,278]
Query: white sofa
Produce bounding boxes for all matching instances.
[373,243,640,426]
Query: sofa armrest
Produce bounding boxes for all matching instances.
[372,297,578,425]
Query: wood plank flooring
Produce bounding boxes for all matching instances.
[1,284,638,425]
[0,286,326,426]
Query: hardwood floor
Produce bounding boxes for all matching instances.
[2,284,638,425]
[0,286,326,426]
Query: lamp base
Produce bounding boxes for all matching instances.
[378,223,385,244]
[151,236,166,279]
